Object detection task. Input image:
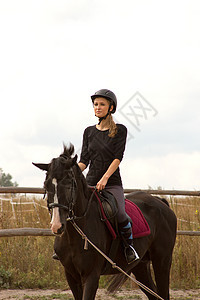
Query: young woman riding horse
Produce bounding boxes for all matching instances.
[33,89,177,299]
[77,89,139,264]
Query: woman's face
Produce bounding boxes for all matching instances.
[93,97,113,118]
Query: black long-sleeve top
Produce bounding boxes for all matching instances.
[79,124,127,187]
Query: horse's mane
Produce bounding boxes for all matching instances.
[60,143,75,159]
[74,163,89,198]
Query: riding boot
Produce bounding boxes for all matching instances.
[119,219,139,264]
[52,253,59,260]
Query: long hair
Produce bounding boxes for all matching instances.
[108,114,118,138]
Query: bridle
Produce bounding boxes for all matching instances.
[48,175,77,221]
[45,166,96,222]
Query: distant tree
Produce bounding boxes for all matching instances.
[0,168,18,187]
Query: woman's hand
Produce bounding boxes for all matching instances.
[96,176,108,191]
[96,159,121,191]
[78,162,86,172]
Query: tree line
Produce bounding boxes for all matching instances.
[0,168,18,187]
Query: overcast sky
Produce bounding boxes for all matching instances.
[0,0,200,191]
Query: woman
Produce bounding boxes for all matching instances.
[78,89,139,264]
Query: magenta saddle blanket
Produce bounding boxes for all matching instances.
[125,199,151,238]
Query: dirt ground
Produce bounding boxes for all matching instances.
[0,289,200,300]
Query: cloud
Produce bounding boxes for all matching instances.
[121,151,200,190]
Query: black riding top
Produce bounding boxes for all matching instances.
[79,124,127,187]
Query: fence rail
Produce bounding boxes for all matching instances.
[0,187,44,194]
[1,187,200,196]
[0,228,53,237]
[0,228,199,237]
[124,189,200,196]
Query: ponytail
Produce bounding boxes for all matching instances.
[108,114,118,138]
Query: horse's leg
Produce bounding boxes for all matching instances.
[132,260,158,300]
[82,272,100,300]
[151,254,172,300]
[65,271,83,300]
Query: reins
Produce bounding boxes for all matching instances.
[71,220,165,300]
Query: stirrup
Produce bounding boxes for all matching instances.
[125,245,139,264]
[129,245,139,260]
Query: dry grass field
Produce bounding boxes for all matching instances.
[0,193,200,293]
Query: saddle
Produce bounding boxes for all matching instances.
[98,190,118,221]
[96,189,118,239]
[94,189,150,274]
[95,189,150,239]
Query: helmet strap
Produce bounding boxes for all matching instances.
[98,112,110,125]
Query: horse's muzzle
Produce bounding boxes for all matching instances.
[52,224,65,236]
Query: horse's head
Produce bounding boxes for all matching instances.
[33,144,78,235]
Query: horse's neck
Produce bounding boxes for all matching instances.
[73,166,89,217]
[75,185,88,214]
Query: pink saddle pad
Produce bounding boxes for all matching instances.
[125,199,150,238]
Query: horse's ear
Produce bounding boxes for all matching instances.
[32,162,49,171]
[69,143,75,156]
[72,154,77,165]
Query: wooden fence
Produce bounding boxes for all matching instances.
[1,186,200,196]
[0,228,199,237]
[0,186,200,237]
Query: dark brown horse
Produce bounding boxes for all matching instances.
[33,144,177,300]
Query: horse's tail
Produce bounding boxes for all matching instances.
[161,198,169,206]
[107,273,128,294]
[156,196,170,207]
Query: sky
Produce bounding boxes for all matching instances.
[0,0,200,191]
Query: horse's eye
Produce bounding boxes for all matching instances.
[44,178,55,192]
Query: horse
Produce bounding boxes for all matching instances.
[33,144,177,300]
